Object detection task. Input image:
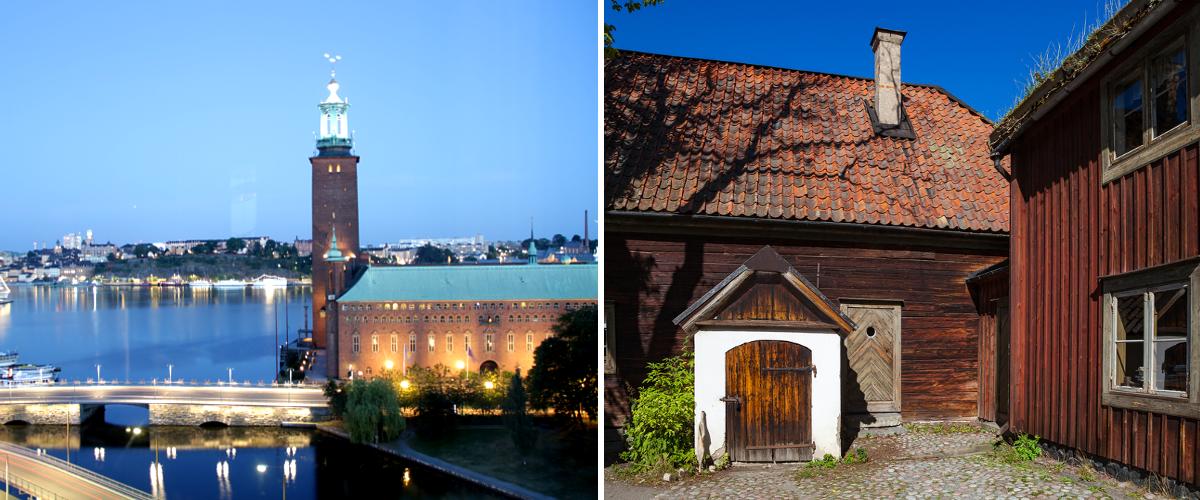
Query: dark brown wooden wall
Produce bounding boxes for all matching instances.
[971,268,1009,422]
[1008,3,1200,485]
[605,233,1005,426]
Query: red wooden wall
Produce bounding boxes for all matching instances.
[1009,4,1200,483]
[605,233,1005,426]
[971,266,1008,423]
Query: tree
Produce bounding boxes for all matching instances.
[191,241,215,255]
[486,244,500,260]
[620,352,695,469]
[605,0,666,60]
[323,380,348,417]
[527,306,598,424]
[343,378,406,444]
[225,238,245,255]
[414,244,455,265]
[502,370,538,459]
[551,234,567,248]
[133,244,156,259]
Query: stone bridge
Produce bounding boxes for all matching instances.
[0,383,329,426]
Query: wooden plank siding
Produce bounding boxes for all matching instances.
[969,267,1009,423]
[1008,6,1200,483]
[604,232,1005,426]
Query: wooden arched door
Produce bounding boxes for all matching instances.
[724,340,813,462]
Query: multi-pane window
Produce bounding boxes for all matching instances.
[352,333,360,354]
[371,335,379,353]
[507,333,515,352]
[1107,37,1192,164]
[427,335,436,352]
[390,334,398,353]
[464,334,471,354]
[1152,45,1189,137]
[446,334,454,353]
[485,333,494,352]
[526,333,534,352]
[409,334,417,353]
[1112,286,1189,396]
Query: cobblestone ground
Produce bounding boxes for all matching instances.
[606,425,1174,499]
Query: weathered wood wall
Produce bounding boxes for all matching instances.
[970,266,1009,423]
[1008,3,1200,484]
[605,231,1006,426]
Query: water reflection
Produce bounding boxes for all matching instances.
[0,285,311,382]
[0,423,499,499]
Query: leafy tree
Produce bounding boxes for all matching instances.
[414,244,455,265]
[502,370,538,459]
[344,378,406,444]
[133,244,156,258]
[605,0,666,60]
[190,241,215,255]
[528,306,597,424]
[620,352,695,469]
[323,380,348,417]
[486,244,500,260]
[106,252,118,263]
[551,234,567,248]
[225,238,245,254]
[571,234,582,242]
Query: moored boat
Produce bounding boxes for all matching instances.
[213,279,248,289]
[251,275,288,288]
[189,279,214,288]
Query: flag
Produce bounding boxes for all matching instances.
[467,345,475,360]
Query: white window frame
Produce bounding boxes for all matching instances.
[1102,257,1200,417]
[1101,18,1200,183]
[352,333,360,354]
[371,334,379,353]
[390,334,398,353]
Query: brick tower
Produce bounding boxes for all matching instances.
[310,70,359,352]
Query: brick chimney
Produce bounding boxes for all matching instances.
[871,27,907,127]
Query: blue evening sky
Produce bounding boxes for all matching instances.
[608,0,1118,122]
[0,1,597,251]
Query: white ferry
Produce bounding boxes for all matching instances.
[251,275,288,288]
[189,279,214,288]
[0,277,10,304]
[213,279,248,289]
[0,352,60,386]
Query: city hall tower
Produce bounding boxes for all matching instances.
[310,70,360,350]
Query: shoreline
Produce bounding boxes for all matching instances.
[314,422,554,500]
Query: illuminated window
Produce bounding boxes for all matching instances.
[427,335,435,352]
[336,165,341,173]
[506,333,514,352]
[446,334,453,353]
[390,334,398,353]
[485,333,494,352]
[409,334,416,353]
[327,165,333,173]
[352,333,360,354]
[526,333,534,352]
[371,335,379,353]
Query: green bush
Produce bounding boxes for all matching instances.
[1013,433,1042,461]
[619,352,695,470]
[842,448,869,465]
[502,371,538,456]
[323,380,347,417]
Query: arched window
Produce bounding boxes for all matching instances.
[526,332,534,352]
[485,333,494,352]
[409,333,416,353]
[427,334,436,352]
[390,334,398,353]
[352,333,360,354]
[506,332,515,352]
[446,334,453,353]
[371,335,379,353]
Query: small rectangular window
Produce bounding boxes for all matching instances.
[1113,76,1145,157]
[1154,287,1189,393]
[1114,292,1146,389]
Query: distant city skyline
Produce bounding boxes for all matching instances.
[0,2,597,250]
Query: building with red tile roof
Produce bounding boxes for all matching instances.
[604,29,1011,463]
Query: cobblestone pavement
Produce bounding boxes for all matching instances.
[606,426,1173,499]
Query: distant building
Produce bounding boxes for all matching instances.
[81,243,117,264]
[294,238,313,257]
[61,232,83,250]
[332,264,597,378]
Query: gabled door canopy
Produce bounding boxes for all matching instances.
[673,246,856,334]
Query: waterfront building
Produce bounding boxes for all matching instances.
[293,238,313,257]
[310,69,362,350]
[333,264,597,378]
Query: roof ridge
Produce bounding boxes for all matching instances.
[612,49,994,125]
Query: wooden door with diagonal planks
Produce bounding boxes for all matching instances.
[725,340,813,462]
[841,302,902,415]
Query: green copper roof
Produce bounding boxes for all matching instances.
[337,264,597,302]
[324,225,347,262]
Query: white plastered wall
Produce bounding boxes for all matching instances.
[694,329,842,461]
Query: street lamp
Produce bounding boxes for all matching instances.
[399,380,411,391]
[454,360,465,371]
[384,359,394,371]
[484,380,495,390]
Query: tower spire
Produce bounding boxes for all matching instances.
[528,218,538,265]
[316,53,352,156]
[323,224,347,262]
